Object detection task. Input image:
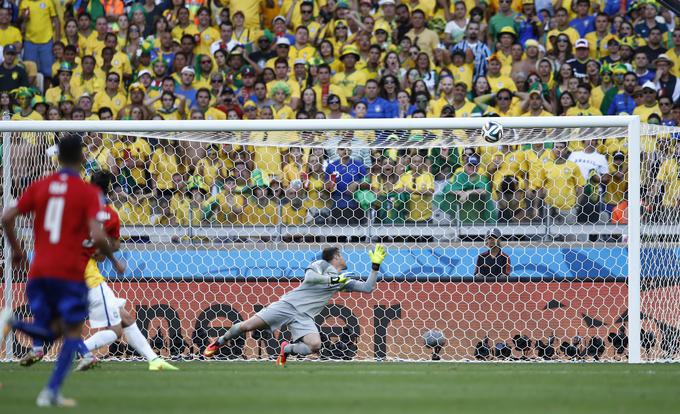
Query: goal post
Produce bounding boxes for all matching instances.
[1,116,677,363]
[627,116,641,364]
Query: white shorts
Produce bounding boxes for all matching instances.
[256,300,318,342]
[88,282,126,329]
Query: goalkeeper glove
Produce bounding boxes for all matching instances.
[368,244,387,271]
[330,273,351,286]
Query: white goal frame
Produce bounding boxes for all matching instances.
[0,116,643,363]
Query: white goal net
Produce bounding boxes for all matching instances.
[1,117,679,362]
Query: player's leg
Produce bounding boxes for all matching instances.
[4,280,58,343]
[281,333,322,356]
[77,283,125,371]
[36,319,83,407]
[19,339,46,367]
[36,280,90,407]
[0,280,59,367]
[203,314,270,357]
[83,283,124,351]
[205,301,297,357]
[119,307,178,370]
[277,317,321,366]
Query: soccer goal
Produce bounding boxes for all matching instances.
[1,117,679,363]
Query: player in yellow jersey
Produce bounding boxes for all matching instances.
[78,172,177,371]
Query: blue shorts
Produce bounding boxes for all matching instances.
[26,279,89,326]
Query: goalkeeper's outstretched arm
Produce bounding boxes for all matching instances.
[344,244,386,293]
[345,269,379,293]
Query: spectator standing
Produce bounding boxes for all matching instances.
[45,62,73,105]
[516,0,543,46]
[667,29,680,77]
[405,9,439,58]
[633,51,655,85]
[441,154,494,223]
[71,55,103,98]
[493,27,516,77]
[607,72,638,115]
[604,151,627,220]
[566,39,592,79]
[546,8,580,53]
[569,0,595,38]
[653,54,680,103]
[396,153,435,223]
[0,45,27,92]
[175,66,198,107]
[148,141,180,203]
[19,0,59,81]
[486,53,517,92]
[0,6,21,52]
[566,83,602,116]
[451,21,490,80]
[639,27,667,64]
[193,88,226,120]
[325,147,368,225]
[267,57,300,108]
[393,3,412,42]
[633,81,661,121]
[10,87,40,120]
[634,2,668,39]
[585,14,617,60]
[521,87,553,116]
[474,228,511,282]
[361,79,395,118]
[444,1,468,45]
[602,37,623,65]
[568,139,610,234]
[488,0,518,44]
[332,46,367,106]
[652,140,680,223]
[290,26,315,62]
[204,175,245,225]
[532,142,585,236]
[313,64,347,112]
[249,34,276,69]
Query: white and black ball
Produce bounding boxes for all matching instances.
[422,330,446,348]
[482,121,504,143]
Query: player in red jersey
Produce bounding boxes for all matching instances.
[0,134,125,407]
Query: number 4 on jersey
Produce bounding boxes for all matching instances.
[44,197,65,244]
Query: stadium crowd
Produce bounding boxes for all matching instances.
[1,0,679,229]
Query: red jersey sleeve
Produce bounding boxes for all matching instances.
[104,206,121,240]
[16,183,36,214]
[86,185,105,223]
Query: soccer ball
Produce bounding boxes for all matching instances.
[422,330,446,348]
[482,121,504,143]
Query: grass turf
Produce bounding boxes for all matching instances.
[0,361,678,414]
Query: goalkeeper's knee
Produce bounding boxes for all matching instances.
[307,338,322,353]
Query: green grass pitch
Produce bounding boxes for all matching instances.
[1,361,678,414]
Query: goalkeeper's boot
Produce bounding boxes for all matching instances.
[36,389,77,408]
[149,357,179,371]
[203,339,223,358]
[20,349,44,367]
[74,355,99,371]
[276,341,289,367]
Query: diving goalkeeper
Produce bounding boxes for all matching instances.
[204,244,387,365]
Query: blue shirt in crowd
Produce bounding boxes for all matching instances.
[608,93,637,115]
[325,159,367,209]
